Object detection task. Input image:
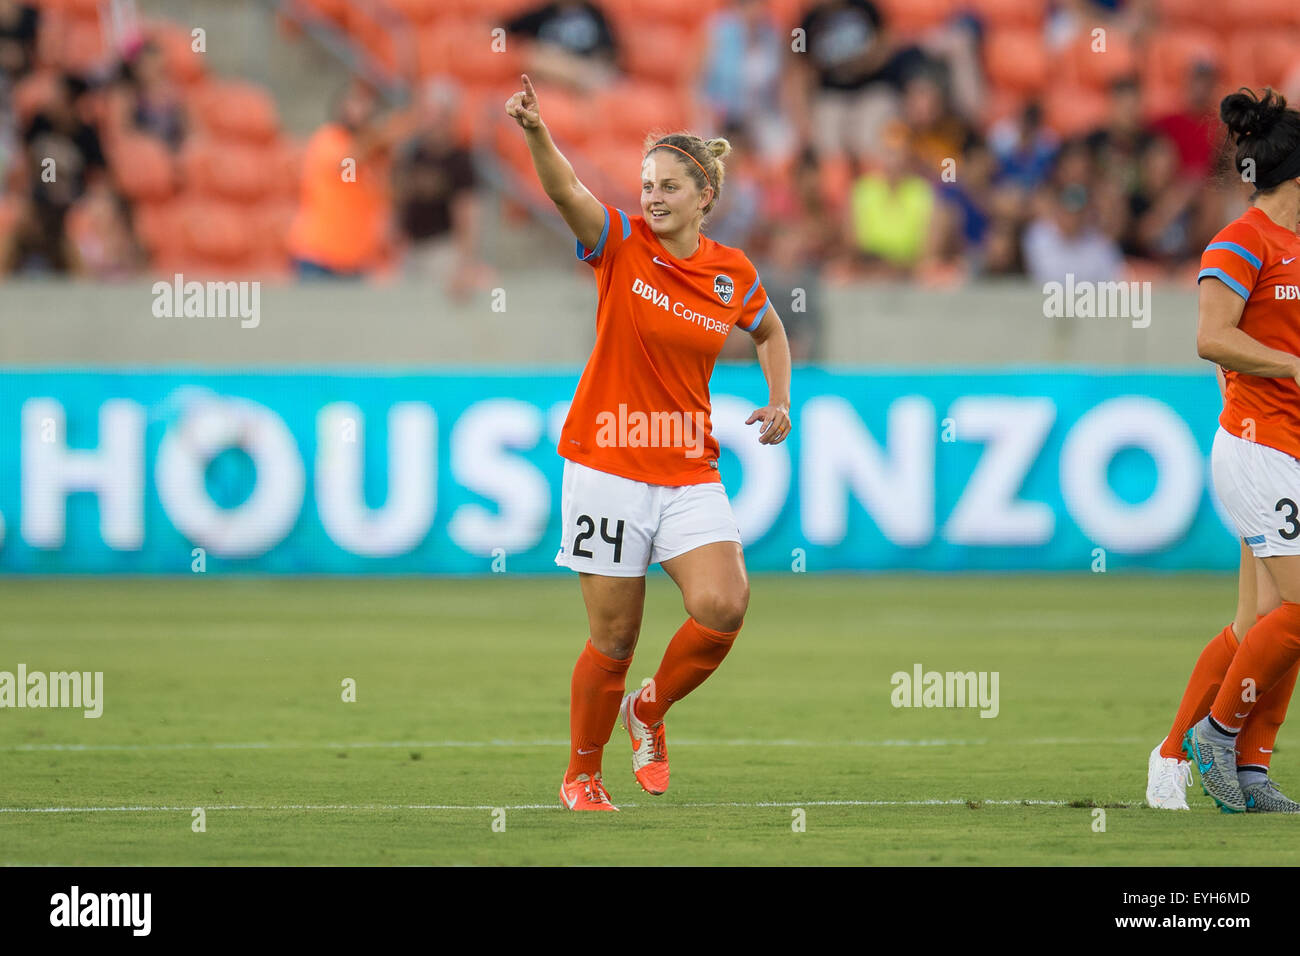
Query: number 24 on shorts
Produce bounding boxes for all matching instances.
[573,514,626,563]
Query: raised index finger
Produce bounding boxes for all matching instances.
[521,73,536,99]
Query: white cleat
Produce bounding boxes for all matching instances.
[1146,743,1191,809]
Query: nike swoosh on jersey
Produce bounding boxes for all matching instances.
[1284,257,1297,264]
[652,256,676,269]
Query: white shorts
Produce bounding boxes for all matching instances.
[1212,426,1300,557]
[554,460,742,577]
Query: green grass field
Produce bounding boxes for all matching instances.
[2,573,1298,866]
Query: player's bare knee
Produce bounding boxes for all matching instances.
[592,623,639,660]
[688,587,747,633]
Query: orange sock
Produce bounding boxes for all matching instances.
[566,640,631,781]
[1238,658,1300,769]
[1159,623,1238,759]
[635,617,739,725]
[1211,602,1300,732]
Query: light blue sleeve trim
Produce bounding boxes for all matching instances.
[1205,241,1262,270]
[575,206,612,262]
[1198,267,1251,301]
[739,299,770,333]
[617,208,630,239]
[742,275,762,307]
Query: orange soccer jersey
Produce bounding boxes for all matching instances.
[557,203,772,486]
[1199,206,1300,459]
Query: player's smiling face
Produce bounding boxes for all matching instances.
[641,152,708,237]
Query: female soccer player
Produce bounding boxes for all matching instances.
[504,75,793,811]
[1147,477,1294,811]
[1184,86,1300,812]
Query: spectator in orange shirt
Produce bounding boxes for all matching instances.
[288,79,414,279]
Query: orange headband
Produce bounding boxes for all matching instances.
[645,143,713,193]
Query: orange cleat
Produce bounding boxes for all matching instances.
[559,773,619,811]
[620,690,669,795]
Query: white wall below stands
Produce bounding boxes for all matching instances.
[0,275,1202,368]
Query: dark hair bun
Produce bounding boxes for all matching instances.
[1221,87,1288,142]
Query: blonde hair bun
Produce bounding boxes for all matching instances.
[705,138,732,160]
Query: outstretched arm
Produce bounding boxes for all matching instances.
[505,74,606,253]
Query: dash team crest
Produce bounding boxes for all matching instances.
[713,273,734,305]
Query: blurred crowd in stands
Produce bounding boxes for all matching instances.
[4,0,1300,360]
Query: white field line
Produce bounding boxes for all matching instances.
[0,799,1113,815]
[0,736,1148,753]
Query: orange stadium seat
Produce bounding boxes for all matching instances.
[535,86,592,146]
[181,140,275,204]
[53,18,108,72]
[983,28,1049,95]
[1065,29,1137,91]
[187,81,281,144]
[766,0,807,32]
[584,140,642,208]
[876,0,954,35]
[131,198,183,257]
[11,70,60,125]
[980,87,1025,129]
[1152,0,1218,32]
[440,19,524,85]
[1042,85,1111,137]
[1228,29,1300,91]
[178,200,255,266]
[414,24,451,78]
[606,0,718,30]
[1140,82,1184,122]
[254,198,299,257]
[109,135,177,203]
[1217,0,1300,31]
[596,81,689,144]
[963,0,1044,29]
[146,21,207,87]
[60,0,101,22]
[1143,28,1221,89]
[435,0,531,18]
[620,24,695,86]
[265,137,305,200]
[454,81,506,147]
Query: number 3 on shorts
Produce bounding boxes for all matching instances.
[573,514,625,563]
[1277,498,1300,541]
